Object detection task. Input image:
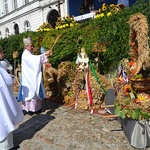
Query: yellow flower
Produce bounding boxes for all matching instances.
[57,17,61,21]
[102,3,107,11]
[102,3,106,6]
[95,15,99,19]
[100,13,104,17]
[62,24,66,28]
[62,20,65,24]
[113,6,120,12]
[102,6,107,11]
[107,12,112,16]
[46,28,50,31]
[43,22,47,27]
[66,15,70,19]
[70,23,74,27]
[59,26,63,29]
[110,4,115,7]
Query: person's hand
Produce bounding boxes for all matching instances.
[45,50,52,57]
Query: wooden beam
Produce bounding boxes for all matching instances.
[102,115,118,118]
[101,105,115,108]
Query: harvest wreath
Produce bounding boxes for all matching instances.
[114,13,150,120]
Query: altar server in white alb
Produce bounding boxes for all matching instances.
[0,63,24,150]
[18,36,52,115]
[0,47,13,74]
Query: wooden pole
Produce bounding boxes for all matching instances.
[101,105,115,108]
[102,115,118,118]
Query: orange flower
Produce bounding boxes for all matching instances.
[124,85,131,92]
[129,61,134,67]
[124,92,129,96]
[131,42,135,46]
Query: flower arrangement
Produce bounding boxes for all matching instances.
[114,13,150,121]
[95,3,121,19]
[37,22,52,32]
[55,15,77,30]
[114,79,150,120]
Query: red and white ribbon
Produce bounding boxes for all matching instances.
[85,68,93,114]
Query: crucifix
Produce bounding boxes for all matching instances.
[92,41,106,70]
[56,0,63,16]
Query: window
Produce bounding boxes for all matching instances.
[47,9,60,28]
[4,0,8,14]
[14,23,19,34]
[5,28,9,37]
[24,0,29,4]
[13,0,18,10]
[24,21,31,31]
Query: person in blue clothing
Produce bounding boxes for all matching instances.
[117,0,129,7]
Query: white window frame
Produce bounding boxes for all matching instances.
[24,0,29,5]
[4,0,8,14]
[13,0,18,10]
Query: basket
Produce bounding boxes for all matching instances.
[130,77,150,91]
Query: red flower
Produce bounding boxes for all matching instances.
[121,105,125,109]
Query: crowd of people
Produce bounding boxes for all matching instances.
[0,36,52,150]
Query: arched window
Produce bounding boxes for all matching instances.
[47,9,60,28]
[24,21,31,31]
[14,23,19,34]
[5,28,9,37]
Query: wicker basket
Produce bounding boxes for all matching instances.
[130,77,150,91]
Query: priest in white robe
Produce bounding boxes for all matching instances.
[18,36,52,115]
[0,63,24,150]
[0,47,13,74]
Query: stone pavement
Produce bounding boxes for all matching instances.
[13,101,142,150]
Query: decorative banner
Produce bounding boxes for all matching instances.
[85,68,93,114]
[90,61,106,95]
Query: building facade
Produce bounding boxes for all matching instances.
[0,0,69,38]
[0,0,136,38]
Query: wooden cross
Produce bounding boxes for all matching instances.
[56,0,63,16]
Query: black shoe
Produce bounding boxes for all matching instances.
[42,108,46,112]
[9,145,20,150]
[22,110,28,115]
[28,111,34,116]
[35,109,42,115]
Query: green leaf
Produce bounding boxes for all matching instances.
[132,111,139,120]
[120,111,127,119]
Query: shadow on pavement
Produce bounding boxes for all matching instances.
[13,102,58,147]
